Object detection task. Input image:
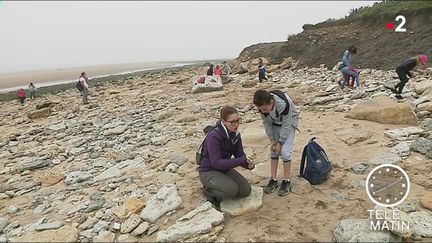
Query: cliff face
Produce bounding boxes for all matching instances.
[236,7,432,70]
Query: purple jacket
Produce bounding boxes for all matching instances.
[199,121,248,172]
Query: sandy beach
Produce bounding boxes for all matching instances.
[0,62,188,92]
[0,61,431,242]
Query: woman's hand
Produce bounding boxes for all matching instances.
[247,158,255,170]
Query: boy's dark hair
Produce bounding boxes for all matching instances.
[220,106,238,120]
[253,89,273,106]
[348,45,357,54]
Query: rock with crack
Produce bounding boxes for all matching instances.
[140,184,182,223]
[220,186,263,216]
[156,202,224,242]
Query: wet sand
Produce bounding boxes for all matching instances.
[0,62,182,92]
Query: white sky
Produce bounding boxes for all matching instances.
[0,1,376,73]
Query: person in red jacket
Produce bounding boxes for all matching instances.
[17,89,26,105]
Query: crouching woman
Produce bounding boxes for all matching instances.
[198,106,254,209]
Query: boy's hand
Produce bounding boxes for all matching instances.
[274,143,282,154]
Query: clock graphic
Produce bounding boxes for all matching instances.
[365,164,410,207]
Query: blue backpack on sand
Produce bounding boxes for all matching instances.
[299,137,332,185]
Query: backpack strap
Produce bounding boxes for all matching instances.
[299,143,308,176]
[269,90,290,117]
[299,137,316,176]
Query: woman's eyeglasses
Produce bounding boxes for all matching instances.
[225,118,242,126]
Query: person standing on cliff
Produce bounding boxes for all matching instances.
[258,58,268,83]
[79,72,90,104]
[28,82,37,99]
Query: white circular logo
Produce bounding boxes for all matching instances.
[365,164,410,207]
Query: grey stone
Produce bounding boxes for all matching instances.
[8,205,20,214]
[390,142,411,157]
[351,163,369,174]
[326,84,338,92]
[331,191,354,201]
[151,136,170,146]
[120,214,142,234]
[156,202,224,242]
[396,201,417,213]
[350,90,366,100]
[79,217,98,230]
[334,219,401,242]
[92,220,110,234]
[310,96,343,105]
[64,171,93,185]
[168,154,188,166]
[384,127,424,141]
[140,184,182,223]
[93,230,116,242]
[410,211,432,237]
[147,225,158,235]
[94,159,143,181]
[220,186,263,216]
[34,221,64,231]
[420,118,432,131]
[164,163,178,173]
[18,159,50,172]
[369,153,402,165]
[130,221,149,236]
[104,125,127,136]
[46,123,67,132]
[0,218,11,233]
[411,138,432,156]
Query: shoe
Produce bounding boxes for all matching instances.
[278,180,291,196]
[264,179,278,194]
[395,94,403,100]
[203,190,221,210]
[389,87,398,94]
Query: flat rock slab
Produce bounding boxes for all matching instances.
[156,202,224,242]
[334,219,401,242]
[140,184,182,223]
[220,186,263,216]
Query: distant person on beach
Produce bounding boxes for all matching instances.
[253,89,299,196]
[258,58,268,83]
[79,72,89,104]
[214,65,222,77]
[17,88,26,105]
[389,54,428,99]
[199,106,254,209]
[338,45,360,89]
[207,64,214,76]
[28,82,37,99]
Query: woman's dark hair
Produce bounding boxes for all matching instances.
[253,89,273,106]
[220,106,238,120]
[348,45,357,54]
[81,72,86,76]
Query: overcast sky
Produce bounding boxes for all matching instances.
[0,1,376,73]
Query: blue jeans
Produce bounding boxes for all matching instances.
[341,67,360,87]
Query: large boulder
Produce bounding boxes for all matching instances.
[346,96,418,125]
[191,76,223,93]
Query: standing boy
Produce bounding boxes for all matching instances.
[253,89,299,196]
